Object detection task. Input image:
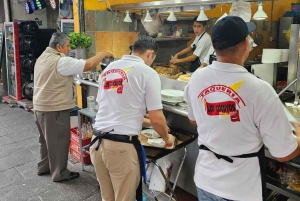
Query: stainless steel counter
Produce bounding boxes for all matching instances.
[162,104,188,117]
[75,77,99,88]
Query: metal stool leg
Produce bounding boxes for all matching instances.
[153,162,178,201]
[168,147,187,201]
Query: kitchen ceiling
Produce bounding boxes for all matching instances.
[110,0,274,12]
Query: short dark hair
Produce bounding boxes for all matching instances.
[193,17,207,26]
[215,42,242,57]
[132,35,159,54]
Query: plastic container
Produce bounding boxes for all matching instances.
[87,96,95,110]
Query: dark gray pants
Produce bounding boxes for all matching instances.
[34,110,70,181]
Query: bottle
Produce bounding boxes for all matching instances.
[81,123,86,138]
[176,25,182,37]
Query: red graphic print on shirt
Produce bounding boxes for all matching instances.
[101,67,132,94]
[198,81,245,122]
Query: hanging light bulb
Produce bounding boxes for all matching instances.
[124,10,132,22]
[144,10,153,22]
[50,0,57,10]
[197,6,208,21]
[30,0,37,11]
[253,2,267,20]
[167,9,177,21]
[25,1,33,14]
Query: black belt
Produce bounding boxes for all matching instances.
[199,144,266,201]
[90,129,138,151]
[90,129,143,201]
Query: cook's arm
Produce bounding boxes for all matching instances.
[142,117,152,127]
[83,52,113,72]
[170,47,193,64]
[277,122,300,162]
[175,46,192,57]
[148,109,169,140]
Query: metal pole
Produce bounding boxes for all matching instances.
[278,79,297,96]
[287,24,300,89]
[3,0,11,22]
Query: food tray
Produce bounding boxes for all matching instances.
[140,128,196,160]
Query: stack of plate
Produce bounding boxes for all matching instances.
[161,89,184,104]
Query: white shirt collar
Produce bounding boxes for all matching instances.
[121,55,145,63]
[209,61,248,73]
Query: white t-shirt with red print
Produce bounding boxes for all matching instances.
[93,55,162,135]
[184,61,297,201]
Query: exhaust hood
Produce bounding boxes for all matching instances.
[110,0,272,12]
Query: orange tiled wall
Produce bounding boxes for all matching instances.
[95,31,139,59]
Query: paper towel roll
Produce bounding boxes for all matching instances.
[281,49,289,62]
[87,96,95,110]
[262,49,282,63]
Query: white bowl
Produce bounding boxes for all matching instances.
[141,129,161,139]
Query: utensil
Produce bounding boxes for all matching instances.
[141,129,161,139]
[81,72,88,80]
[100,57,114,71]
[94,72,100,82]
[87,72,94,81]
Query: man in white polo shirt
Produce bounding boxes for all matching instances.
[170,17,211,72]
[90,35,174,201]
[184,16,300,201]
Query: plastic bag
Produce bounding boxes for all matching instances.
[229,2,251,22]
[141,13,164,37]
[148,155,173,192]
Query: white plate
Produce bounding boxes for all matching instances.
[161,89,184,103]
[161,89,184,97]
[141,129,161,139]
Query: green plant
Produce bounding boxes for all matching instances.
[68,32,92,50]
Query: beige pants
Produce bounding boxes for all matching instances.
[34,110,71,181]
[90,138,140,201]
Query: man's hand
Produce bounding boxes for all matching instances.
[99,51,114,59]
[164,134,175,147]
[170,54,179,64]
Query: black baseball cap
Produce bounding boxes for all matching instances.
[212,16,256,50]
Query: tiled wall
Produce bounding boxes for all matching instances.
[85,10,279,63]
[85,10,139,59]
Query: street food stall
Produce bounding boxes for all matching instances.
[72,0,300,200]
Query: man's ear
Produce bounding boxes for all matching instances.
[146,50,152,59]
[56,44,61,51]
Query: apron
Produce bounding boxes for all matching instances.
[199,144,266,201]
[90,129,146,201]
[190,31,206,72]
[209,50,216,65]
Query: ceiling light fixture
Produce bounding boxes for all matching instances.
[124,10,132,22]
[167,9,177,21]
[144,10,153,22]
[50,0,57,10]
[253,2,267,20]
[197,6,208,21]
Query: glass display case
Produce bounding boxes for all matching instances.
[4,22,21,100]
[0,24,3,65]
[61,19,74,35]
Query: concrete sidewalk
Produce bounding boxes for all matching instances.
[0,102,101,201]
